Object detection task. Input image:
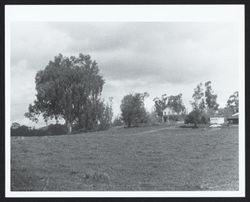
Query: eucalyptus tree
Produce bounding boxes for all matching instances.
[25,53,105,134]
[120,92,149,127]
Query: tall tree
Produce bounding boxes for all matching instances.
[167,93,186,115]
[191,83,206,112]
[120,92,149,127]
[25,53,105,134]
[153,94,168,121]
[205,81,219,111]
[227,91,239,113]
[98,97,113,130]
[186,82,210,127]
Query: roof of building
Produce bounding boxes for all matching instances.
[227,112,239,119]
[232,112,239,117]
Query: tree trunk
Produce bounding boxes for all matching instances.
[128,121,131,128]
[194,122,197,128]
[67,121,72,135]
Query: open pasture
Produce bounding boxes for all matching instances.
[11,126,239,191]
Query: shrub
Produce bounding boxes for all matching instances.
[200,113,209,124]
[113,116,123,126]
[185,110,209,127]
[11,125,31,136]
[11,123,67,136]
[47,124,68,135]
[168,115,179,121]
[146,111,161,126]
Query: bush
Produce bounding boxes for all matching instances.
[112,116,123,126]
[11,123,67,136]
[185,110,197,125]
[146,111,161,126]
[168,115,179,121]
[11,125,31,136]
[75,99,113,132]
[185,110,209,127]
[47,124,68,135]
[200,113,209,124]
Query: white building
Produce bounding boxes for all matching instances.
[210,116,225,125]
[163,108,177,116]
[162,108,177,122]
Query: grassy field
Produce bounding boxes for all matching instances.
[11,125,239,191]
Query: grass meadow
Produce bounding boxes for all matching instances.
[11,125,239,191]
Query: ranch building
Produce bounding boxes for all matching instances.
[163,108,177,122]
[209,116,225,125]
[227,112,239,124]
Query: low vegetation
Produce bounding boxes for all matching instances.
[11,123,68,137]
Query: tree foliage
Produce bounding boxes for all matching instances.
[184,110,209,127]
[227,91,239,113]
[191,83,206,111]
[187,81,219,127]
[191,81,219,112]
[98,98,113,130]
[25,53,107,134]
[205,81,219,111]
[120,92,149,127]
[146,111,162,126]
[112,115,123,126]
[167,93,186,115]
[153,93,186,121]
[153,94,168,119]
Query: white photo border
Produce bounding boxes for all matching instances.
[5,4,245,198]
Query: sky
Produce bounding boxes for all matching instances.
[10,22,241,127]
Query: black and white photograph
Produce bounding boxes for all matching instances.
[5,5,245,197]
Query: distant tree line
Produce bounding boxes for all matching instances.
[11,53,240,136]
[119,92,186,128]
[11,122,68,136]
[118,84,239,128]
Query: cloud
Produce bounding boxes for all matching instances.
[49,22,239,84]
[11,60,36,123]
[49,22,136,52]
[11,22,73,69]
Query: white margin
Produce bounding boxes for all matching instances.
[5,4,245,198]
[5,5,11,197]
[238,5,245,197]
